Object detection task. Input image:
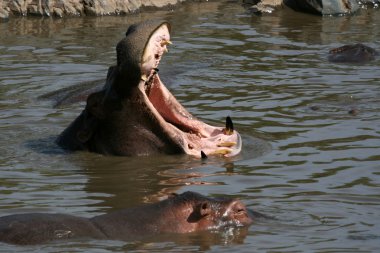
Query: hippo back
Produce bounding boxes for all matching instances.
[0,213,106,245]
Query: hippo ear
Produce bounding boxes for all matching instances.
[199,202,211,217]
[168,193,178,199]
[187,202,211,223]
[86,91,106,119]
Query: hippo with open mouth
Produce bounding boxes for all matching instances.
[56,20,241,158]
[0,191,254,245]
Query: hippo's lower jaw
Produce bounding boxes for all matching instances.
[139,72,242,158]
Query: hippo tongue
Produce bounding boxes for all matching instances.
[139,74,242,158]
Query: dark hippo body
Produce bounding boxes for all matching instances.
[328,43,378,63]
[0,214,106,245]
[56,20,242,158]
[0,191,254,245]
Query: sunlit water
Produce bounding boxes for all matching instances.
[1,1,379,252]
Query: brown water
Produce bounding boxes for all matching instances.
[1,1,380,252]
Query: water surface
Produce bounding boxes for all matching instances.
[0,1,379,252]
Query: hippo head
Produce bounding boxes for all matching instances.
[160,191,253,233]
[57,20,242,158]
[328,43,379,63]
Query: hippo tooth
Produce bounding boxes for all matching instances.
[201,151,208,159]
[160,39,172,46]
[224,116,234,135]
[217,141,236,148]
[211,149,231,156]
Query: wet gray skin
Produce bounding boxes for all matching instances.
[328,43,379,63]
[56,20,242,158]
[0,191,253,245]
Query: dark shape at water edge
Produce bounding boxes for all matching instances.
[283,0,360,15]
[328,43,379,63]
[244,0,379,15]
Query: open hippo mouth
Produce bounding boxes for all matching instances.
[57,20,242,158]
[137,24,242,158]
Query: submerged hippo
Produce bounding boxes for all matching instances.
[0,191,254,245]
[56,20,241,158]
[328,43,378,63]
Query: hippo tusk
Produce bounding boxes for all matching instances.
[160,39,172,46]
[223,116,234,136]
[161,39,172,53]
[141,74,148,81]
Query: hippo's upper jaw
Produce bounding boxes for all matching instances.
[57,20,242,158]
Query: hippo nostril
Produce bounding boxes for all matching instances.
[155,54,160,59]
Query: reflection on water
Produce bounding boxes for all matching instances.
[0,1,379,252]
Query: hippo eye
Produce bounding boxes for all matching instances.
[234,206,246,215]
